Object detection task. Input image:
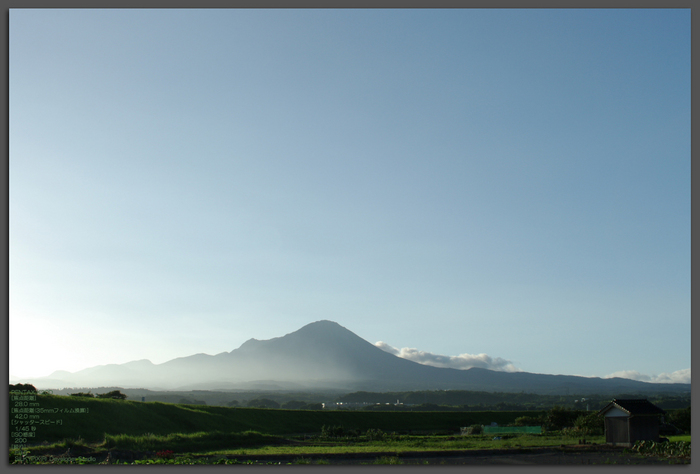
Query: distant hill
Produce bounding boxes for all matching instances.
[20,320,691,395]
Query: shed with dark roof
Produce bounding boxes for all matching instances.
[598,399,666,446]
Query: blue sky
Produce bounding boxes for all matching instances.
[9,9,690,384]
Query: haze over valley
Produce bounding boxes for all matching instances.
[14,321,690,396]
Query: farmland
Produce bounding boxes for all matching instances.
[8,394,690,465]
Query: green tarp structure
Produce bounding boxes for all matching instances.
[483,426,542,434]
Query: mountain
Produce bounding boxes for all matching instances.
[20,320,691,395]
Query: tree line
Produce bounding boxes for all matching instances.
[335,390,691,411]
[9,384,127,400]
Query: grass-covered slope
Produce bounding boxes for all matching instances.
[18,395,541,444]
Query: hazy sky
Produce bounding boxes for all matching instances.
[10,9,690,384]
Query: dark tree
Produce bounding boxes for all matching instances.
[464,424,483,435]
[573,412,604,436]
[544,406,584,431]
[668,407,691,433]
[70,392,96,398]
[514,415,544,427]
[96,390,127,400]
[10,383,37,392]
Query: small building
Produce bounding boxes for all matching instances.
[598,399,666,446]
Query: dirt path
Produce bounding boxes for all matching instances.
[21,444,690,465]
[200,445,689,465]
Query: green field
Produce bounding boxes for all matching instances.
[13,394,544,443]
[8,394,690,465]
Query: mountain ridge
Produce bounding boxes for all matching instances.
[18,320,691,395]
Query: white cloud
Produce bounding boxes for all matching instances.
[603,368,690,384]
[375,341,520,372]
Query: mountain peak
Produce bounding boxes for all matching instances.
[234,321,357,356]
[300,320,345,330]
[238,338,260,351]
[21,320,690,394]
[123,359,154,367]
[291,320,363,342]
